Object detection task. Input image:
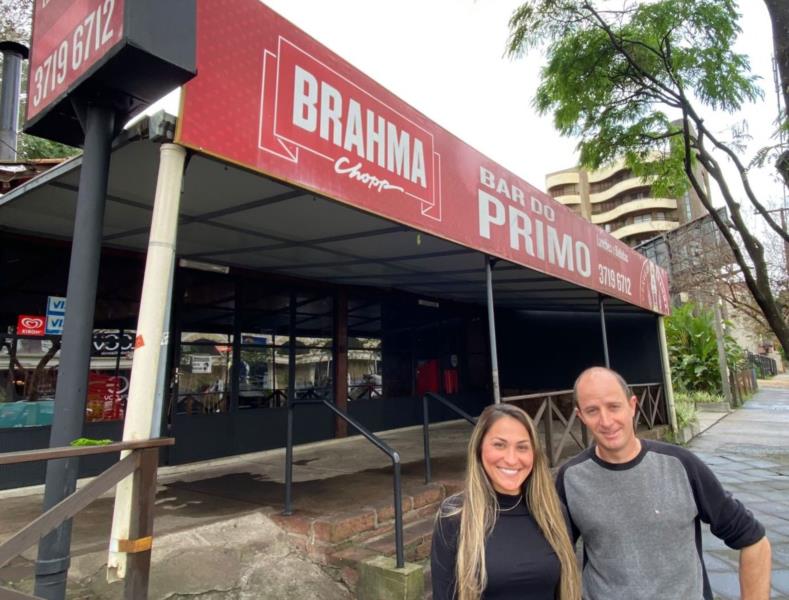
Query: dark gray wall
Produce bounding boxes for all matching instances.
[497,309,662,393]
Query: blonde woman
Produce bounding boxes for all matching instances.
[431,403,580,600]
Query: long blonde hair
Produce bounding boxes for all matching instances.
[440,403,581,600]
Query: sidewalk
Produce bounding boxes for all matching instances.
[690,373,789,600]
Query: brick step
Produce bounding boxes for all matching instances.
[359,513,436,561]
[273,481,454,547]
[328,515,437,592]
[272,479,462,594]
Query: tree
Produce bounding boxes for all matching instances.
[763,0,789,186]
[507,0,789,354]
[654,210,788,345]
[0,0,31,43]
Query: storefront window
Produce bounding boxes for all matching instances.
[0,336,60,428]
[0,327,136,427]
[348,337,382,401]
[294,337,332,400]
[238,333,289,409]
[176,332,232,414]
[86,329,134,422]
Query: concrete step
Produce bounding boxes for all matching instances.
[639,424,670,441]
[328,514,437,594]
[301,479,460,595]
[423,559,432,600]
[696,401,731,413]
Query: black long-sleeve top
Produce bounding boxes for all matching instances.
[430,492,561,600]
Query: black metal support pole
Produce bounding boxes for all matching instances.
[0,41,28,161]
[485,257,501,404]
[283,291,297,516]
[392,456,404,569]
[283,402,294,515]
[599,295,610,368]
[34,103,115,600]
[422,396,431,484]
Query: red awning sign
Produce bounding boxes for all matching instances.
[176,0,670,315]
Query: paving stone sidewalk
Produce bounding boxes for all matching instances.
[689,375,789,600]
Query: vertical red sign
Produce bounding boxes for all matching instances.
[26,0,125,123]
[16,315,46,336]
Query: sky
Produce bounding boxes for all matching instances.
[150,0,784,211]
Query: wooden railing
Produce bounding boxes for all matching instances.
[730,367,757,407]
[631,383,666,429]
[502,383,665,466]
[502,389,581,467]
[0,438,174,600]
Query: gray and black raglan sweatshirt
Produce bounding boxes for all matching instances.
[556,439,765,600]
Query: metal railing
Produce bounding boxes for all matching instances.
[422,393,477,484]
[282,398,405,568]
[0,437,174,600]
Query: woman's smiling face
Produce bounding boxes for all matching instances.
[480,415,534,495]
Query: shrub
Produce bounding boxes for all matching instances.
[672,395,698,430]
[665,303,744,394]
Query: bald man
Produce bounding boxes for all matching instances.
[556,366,771,600]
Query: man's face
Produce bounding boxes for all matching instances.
[576,370,639,463]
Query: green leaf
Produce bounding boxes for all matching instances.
[70,437,114,447]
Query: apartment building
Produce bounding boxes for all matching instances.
[545,160,707,246]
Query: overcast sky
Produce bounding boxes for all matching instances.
[156,1,784,210]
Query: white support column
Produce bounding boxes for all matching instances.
[657,316,678,431]
[107,143,187,581]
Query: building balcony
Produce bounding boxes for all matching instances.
[611,220,679,241]
[586,161,628,184]
[591,198,678,224]
[545,170,581,189]
[553,194,582,206]
[588,175,653,204]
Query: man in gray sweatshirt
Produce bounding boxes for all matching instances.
[557,366,772,600]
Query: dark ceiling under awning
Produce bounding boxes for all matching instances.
[0,125,645,314]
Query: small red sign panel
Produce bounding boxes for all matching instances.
[26,0,125,123]
[176,0,670,315]
[17,315,46,336]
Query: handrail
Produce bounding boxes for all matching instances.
[502,389,573,403]
[422,393,477,484]
[0,438,173,599]
[0,437,174,465]
[283,398,405,569]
